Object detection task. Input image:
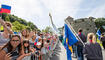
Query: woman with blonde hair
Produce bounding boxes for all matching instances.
[87,33,96,43]
[83,33,103,60]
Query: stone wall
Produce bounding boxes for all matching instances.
[65,16,96,36]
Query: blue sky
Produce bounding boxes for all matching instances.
[1,0,105,30]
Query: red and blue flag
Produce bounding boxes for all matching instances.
[0,4,11,13]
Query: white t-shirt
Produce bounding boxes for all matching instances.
[0,32,10,46]
[41,47,48,54]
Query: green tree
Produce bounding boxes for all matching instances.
[58,27,63,34]
[42,29,45,32]
[1,13,38,31]
[95,18,105,32]
[1,13,8,20]
[42,26,53,33]
[5,16,10,21]
[9,15,16,22]
[12,21,27,32]
[27,22,37,30]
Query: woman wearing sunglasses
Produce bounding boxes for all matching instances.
[0,34,22,60]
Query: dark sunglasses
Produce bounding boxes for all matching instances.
[11,40,19,42]
[24,41,29,43]
[7,25,10,26]
[23,40,29,43]
[6,24,11,27]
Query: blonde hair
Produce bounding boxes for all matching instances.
[87,33,96,43]
[5,21,12,28]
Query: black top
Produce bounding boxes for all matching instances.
[83,43,103,60]
[3,47,19,60]
[101,36,105,42]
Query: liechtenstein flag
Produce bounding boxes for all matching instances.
[0,4,11,14]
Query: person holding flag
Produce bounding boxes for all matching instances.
[77,28,86,60]
[64,24,78,60]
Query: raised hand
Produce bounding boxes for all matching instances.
[0,18,5,26]
[4,53,12,60]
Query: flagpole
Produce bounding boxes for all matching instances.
[65,20,85,47]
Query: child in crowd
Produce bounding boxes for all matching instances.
[18,40,35,60]
[41,38,50,60]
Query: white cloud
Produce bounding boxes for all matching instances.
[87,4,105,18]
[1,0,83,30]
[40,0,83,16]
[40,0,83,28]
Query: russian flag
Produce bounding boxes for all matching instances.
[0,4,11,14]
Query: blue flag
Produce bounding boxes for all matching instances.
[96,29,101,40]
[64,24,78,60]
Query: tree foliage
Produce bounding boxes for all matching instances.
[58,27,63,34]
[0,13,38,31]
[12,21,27,32]
[5,15,10,22]
[95,18,105,32]
[42,26,53,33]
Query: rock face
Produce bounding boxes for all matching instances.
[65,16,96,36]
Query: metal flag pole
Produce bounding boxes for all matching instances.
[65,20,85,47]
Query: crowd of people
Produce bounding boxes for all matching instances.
[0,18,59,60]
[0,17,105,60]
[71,28,104,60]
